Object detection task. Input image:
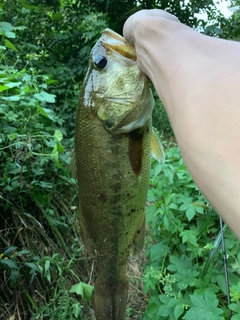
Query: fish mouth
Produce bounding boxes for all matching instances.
[101,28,137,61]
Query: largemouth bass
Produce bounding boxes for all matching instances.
[74,29,164,320]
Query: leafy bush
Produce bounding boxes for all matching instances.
[144,145,240,320]
[0,21,94,320]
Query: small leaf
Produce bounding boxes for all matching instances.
[54,129,63,142]
[186,206,196,221]
[6,82,22,88]
[34,90,56,103]
[150,242,166,262]
[45,260,50,272]
[23,262,40,273]
[21,3,39,10]
[230,302,240,313]
[1,95,21,101]
[16,249,31,256]
[72,302,82,318]
[0,259,18,270]
[4,39,17,51]
[37,106,56,121]
[5,31,16,39]
[4,246,18,255]
[179,202,190,211]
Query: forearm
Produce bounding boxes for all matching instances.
[124,10,240,238]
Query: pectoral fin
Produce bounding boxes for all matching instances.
[151,131,165,162]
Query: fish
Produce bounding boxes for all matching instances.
[73,28,164,320]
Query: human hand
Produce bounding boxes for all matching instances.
[123,9,179,44]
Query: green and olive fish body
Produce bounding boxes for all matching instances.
[74,29,164,320]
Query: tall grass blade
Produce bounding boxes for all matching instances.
[220,217,232,319]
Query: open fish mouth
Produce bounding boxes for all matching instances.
[101,28,137,61]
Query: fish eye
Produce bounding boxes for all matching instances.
[94,55,107,69]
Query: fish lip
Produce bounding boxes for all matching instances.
[101,28,137,61]
[105,97,136,105]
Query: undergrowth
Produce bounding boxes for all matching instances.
[143,144,240,320]
[0,20,94,320]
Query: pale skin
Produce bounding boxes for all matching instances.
[123,9,240,239]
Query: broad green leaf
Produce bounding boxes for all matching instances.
[56,141,64,152]
[6,82,22,89]
[23,42,40,51]
[51,12,62,20]
[45,259,50,272]
[51,143,63,168]
[4,39,17,51]
[169,203,178,210]
[180,230,197,245]
[144,295,161,319]
[14,26,26,31]
[4,246,18,255]
[21,3,39,10]
[179,202,191,211]
[69,282,94,300]
[0,258,18,270]
[186,206,196,221]
[0,22,14,32]
[150,242,166,261]
[174,304,185,319]
[46,79,57,84]
[183,291,224,320]
[1,95,21,101]
[154,163,163,177]
[71,302,82,318]
[230,302,240,314]
[23,262,40,273]
[34,91,56,103]
[16,249,31,256]
[174,269,199,290]
[5,31,16,39]
[37,106,56,121]
[54,129,63,142]
[0,85,9,92]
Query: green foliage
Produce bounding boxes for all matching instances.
[144,145,240,319]
[83,0,227,34]
[0,246,40,288]
[0,18,93,319]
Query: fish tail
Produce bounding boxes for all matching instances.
[94,276,129,320]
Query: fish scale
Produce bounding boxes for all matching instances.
[74,28,163,320]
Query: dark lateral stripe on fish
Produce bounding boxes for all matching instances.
[128,128,144,176]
